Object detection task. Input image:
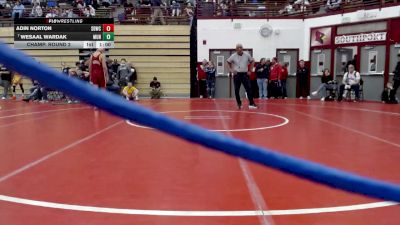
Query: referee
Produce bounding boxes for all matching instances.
[227,43,258,109]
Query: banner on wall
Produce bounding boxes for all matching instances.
[311,27,332,47]
[334,32,386,44]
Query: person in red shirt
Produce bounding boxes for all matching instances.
[269,57,282,98]
[89,48,108,88]
[281,62,289,99]
[248,63,258,99]
[197,59,207,98]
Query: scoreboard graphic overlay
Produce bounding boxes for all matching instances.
[14,18,114,49]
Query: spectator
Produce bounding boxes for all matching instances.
[338,64,361,102]
[83,5,95,17]
[311,68,335,101]
[122,82,139,100]
[129,63,137,85]
[66,9,78,17]
[296,59,310,99]
[281,62,289,99]
[150,76,162,99]
[31,0,40,5]
[185,3,194,26]
[23,80,48,102]
[197,59,207,98]
[279,2,294,15]
[391,52,400,101]
[30,4,43,17]
[0,0,6,8]
[219,1,228,16]
[102,0,111,7]
[11,72,24,100]
[46,8,57,17]
[293,0,310,13]
[205,61,216,99]
[117,58,132,88]
[12,1,25,19]
[345,54,357,72]
[0,65,12,99]
[381,82,398,104]
[171,1,180,16]
[269,57,282,99]
[111,59,120,75]
[150,0,166,25]
[255,58,268,99]
[326,0,341,10]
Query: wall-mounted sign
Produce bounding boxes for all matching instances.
[311,27,332,47]
[334,32,386,44]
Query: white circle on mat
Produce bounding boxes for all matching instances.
[125,110,289,132]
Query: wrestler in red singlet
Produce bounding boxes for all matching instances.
[89,48,107,88]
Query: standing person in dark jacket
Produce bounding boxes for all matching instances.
[0,65,12,99]
[205,61,216,99]
[391,53,400,101]
[296,59,310,99]
[255,58,269,99]
[281,62,289,99]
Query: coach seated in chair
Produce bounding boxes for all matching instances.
[311,68,337,101]
[338,64,361,102]
[23,79,48,103]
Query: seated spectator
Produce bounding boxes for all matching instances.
[12,1,25,19]
[171,1,181,16]
[31,0,40,5]
[293,0,310,13]
[0,65,12,100]
[23,80,48,103]
[0,0,6,8]
[338,64,361,102]
[311,69,337,101]
[279,3,294,15]
[122,82,139,100]
[46,8,58,17]
[83,5,95,17]
[30,4,43,17]
[117,58,132,87]
[326,0,341,10]
[102,0,111,7]
[150,76,162,99]
[218,1,228,16]
[381,82,398,104]
[66,9,78,17]
[75,61,90,81]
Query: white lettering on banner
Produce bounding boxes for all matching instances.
[334,32,386,44]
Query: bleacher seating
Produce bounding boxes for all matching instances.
[0,25,191,97]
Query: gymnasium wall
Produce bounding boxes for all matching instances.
[197,5,400,61]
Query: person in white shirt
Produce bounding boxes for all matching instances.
[30,4,43,17]
[338,64,361,102]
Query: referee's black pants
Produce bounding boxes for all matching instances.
[233,72,255,106]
